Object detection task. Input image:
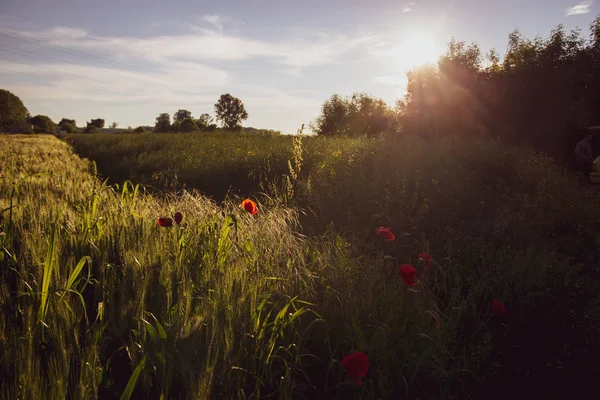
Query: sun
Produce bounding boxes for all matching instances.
[393,33,442,71]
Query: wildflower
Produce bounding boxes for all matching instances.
[157,217,173,227]
[241,199,258,215]
[399,264,418,288]
[341,351,369,387]
[491,299,507,316]
[375,227,395,241]
[418,252,432,270]
[174,212,183,225]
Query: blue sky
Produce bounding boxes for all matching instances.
[0,0,598,133]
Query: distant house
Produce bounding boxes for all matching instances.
[3,121,33,134]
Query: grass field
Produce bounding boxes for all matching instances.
[2,133,600,399]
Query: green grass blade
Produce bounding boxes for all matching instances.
[120,355,146,400]
[39,224,58,321]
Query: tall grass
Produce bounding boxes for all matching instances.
[1,133,599,399]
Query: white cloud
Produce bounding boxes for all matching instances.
[403,2,416,13]
[0,17,377,131]
[6,19,376,68]
[201,15,228,33]
[565,1,594,15]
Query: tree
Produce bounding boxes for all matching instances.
[29,115,56,133]
[214,94,248,130]
[313,93,395,137]
[154,113,171,133]
[83,125,100,134]
[58,118,77,133]
[87,119,105,129]
[196,113,213,130]
[174,109,192,123]
[179,118,199,133]
[312,94,350,136]
[0,89,29,128]
[109,121,118,129]
[134,126,146,133]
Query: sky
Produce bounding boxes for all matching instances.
[0,0,598,133]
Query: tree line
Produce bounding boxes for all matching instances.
[153,94,248,133]
[0,92,248,134]
[313,16,600,162]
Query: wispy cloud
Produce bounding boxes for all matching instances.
[402,2,416,13]
[202,14,228,33]
[565,1,594,15]
[6,19,376,68]
[0,15,375,130]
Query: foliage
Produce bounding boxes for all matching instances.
[109,121,119,129]
[214,94,248,130]
[134,126,146,133]
[173,109,192,123]
[58,118,77,133]
[83,125,100,134]
[399,17,600,162]
[196,113,213,130]
[29,114,56,133]
[0,89,29,128]
[312,92,397,137]
[58,118,76,129]
[154,113,171,133]
[179,118,198,133]
[87,119,105,129]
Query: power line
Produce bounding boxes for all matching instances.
[0,28,137,72]
[0,44,117,86]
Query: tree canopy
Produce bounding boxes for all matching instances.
[0,89,29,128]
[398,16,600,161]
[87,119,105,129]
[154,113,171,133]
[312,93,398,137]
[214,94,248,130]
[29,115,56,133]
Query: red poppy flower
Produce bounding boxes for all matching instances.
[399,264,418,288]
[375,227,395,241]
[157,217,173,227]
[241,199,258,215]
[491,299,507,316]
[418,252,432,270]
[341,351,369,387]
[174,212,183,225]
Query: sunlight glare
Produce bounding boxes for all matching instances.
[393,33,442,71]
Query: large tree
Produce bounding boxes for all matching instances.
[29,115,56,133]
[154,113,171,133]
[0,89,29,128]
[214,94,248,130]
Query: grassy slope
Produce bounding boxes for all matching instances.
[1,134,600,399]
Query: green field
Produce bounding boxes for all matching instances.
[2,133,600,399]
